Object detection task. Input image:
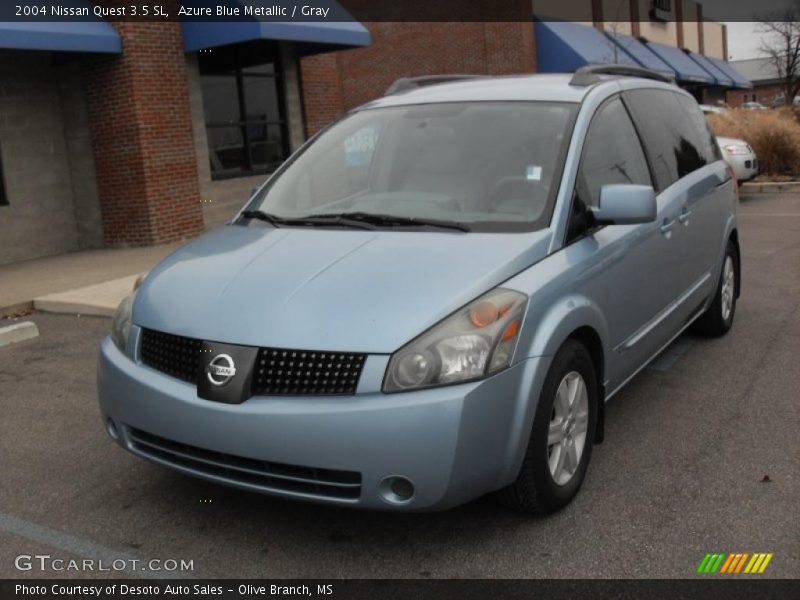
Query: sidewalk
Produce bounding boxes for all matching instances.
[0,243,179,317]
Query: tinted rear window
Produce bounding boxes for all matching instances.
[0,144,6,206]
[623,89,720,191]
[675,94,723,163]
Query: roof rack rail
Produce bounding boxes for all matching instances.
[570,64,675,86]
[384,74,489,96]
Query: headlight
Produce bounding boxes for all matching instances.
[724,144,749,156]
[383,288,527,392]
[111,292,136,353]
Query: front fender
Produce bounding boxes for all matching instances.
[491,294,611,483]
[518,294,610,373]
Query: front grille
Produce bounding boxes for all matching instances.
[139,328,367,397]
[252,348,366,396]
[128,427,361,500]
[140,328,201,384]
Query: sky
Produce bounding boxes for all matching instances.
[724,22,766,61]
[707,0,797,61]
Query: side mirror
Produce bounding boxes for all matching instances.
[590,184,657,225]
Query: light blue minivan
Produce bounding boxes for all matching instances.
[98,66,740,514]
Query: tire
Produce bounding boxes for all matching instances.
[497,339,598,515]
[693,240,738,337]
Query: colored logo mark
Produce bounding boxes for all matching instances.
[697,553,773,574]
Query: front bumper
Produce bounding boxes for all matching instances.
[97,335,549,511]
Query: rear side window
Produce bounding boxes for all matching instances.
[576,96,652,209]
[0,144,7,206]
[624,89,718,191]
[675,94,723,163]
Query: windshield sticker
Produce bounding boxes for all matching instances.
[345,125,381,167]
[526,165,543,181]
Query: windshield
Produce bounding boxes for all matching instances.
[247,102,577,232]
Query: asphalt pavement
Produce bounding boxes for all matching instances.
[0,192,798,579]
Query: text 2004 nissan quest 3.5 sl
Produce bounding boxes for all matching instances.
[99,66,741,514]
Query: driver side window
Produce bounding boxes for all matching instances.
[566,97,652,244]
[579,97,652,208]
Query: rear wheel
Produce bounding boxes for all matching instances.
[497,340,597,514]
[693,240,738,337]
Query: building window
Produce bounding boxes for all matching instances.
[0,145,7,206]
[650,0,672,21]
[199,42,289,179]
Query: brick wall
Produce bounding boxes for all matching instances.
[299,53,344,138]
[83,20,205,247]
[726,83,785,107]
[300,20,537,136]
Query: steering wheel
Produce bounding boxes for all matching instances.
[479,176,548,211]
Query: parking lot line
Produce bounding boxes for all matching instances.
[0,512,185,579]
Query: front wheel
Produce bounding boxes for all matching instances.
[693,240,738,337]
[497,340,598,515]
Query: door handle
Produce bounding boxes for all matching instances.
[716,177,732,189]
[660,219,676,235]
[678,207,692,224]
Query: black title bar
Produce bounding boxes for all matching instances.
[1,0,796,23]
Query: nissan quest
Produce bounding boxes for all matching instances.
[98,66,741,514]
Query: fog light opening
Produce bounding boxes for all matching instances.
[379,476,415,504]
[106,418,119,440]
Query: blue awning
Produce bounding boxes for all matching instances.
[534,21,639,73]
[182,2,370,54]
[605,33,674,77]
[686,51,733,86]
[642,41,715,84]
[706,56,752,89]
[0,21,121,54]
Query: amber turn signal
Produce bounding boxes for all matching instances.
[501,319,521,341]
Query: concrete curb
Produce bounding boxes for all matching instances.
[741,182,800,194]
[33,273,143,317]
[0,321,39,348]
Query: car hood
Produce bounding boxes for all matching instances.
[134,225,551,354]
[716,136,749,148]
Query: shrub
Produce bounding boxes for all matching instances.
[708,108,800,176]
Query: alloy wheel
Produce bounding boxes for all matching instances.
[548,371,590,486]
[721,255,735,322]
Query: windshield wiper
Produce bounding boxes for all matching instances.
[303,212,470,232]
[240,210,374,230]
[241,210,286,227]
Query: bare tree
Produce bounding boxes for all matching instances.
[603,0,631,64]
[757,7,800,104]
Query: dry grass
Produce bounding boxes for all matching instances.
[708,108,800,177]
